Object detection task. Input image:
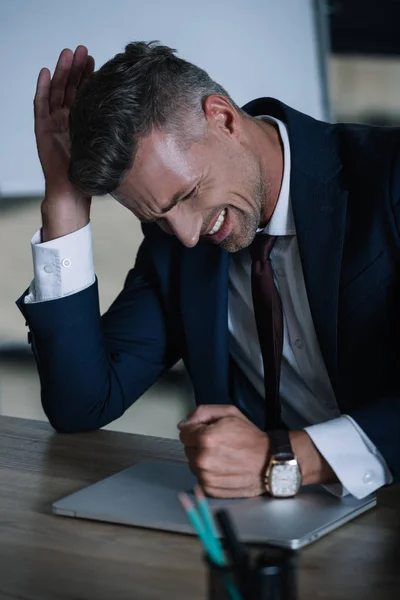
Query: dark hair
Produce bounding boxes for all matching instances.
[68,41,241,196]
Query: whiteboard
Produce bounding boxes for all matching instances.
[0,0,326,197]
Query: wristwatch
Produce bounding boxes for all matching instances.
[265,430,302,498]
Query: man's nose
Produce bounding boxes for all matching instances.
[164,205,202,248]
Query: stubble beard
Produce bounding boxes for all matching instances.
[220,166,269,253]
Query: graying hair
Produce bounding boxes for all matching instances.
[68,41,242,196]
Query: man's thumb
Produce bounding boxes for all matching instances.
[177,404,241,429]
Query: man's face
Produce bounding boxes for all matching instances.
[115,109,271,253]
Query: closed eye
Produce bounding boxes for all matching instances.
[181,185,199,202]
[140,184,199,224]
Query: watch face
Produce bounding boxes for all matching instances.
[270,461,301,497]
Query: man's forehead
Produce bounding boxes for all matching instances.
[134,129,196,178]
[117,130,201,206]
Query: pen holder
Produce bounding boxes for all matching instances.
[206,553,250,600]
[206,545,299,600]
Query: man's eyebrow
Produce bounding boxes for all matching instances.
[157,185,197,216]
[111,183,198,223]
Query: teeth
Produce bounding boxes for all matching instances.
[208,209,226,236]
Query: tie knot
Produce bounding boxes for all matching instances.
[249,234,277,262]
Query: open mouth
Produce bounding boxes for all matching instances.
[207,209,226,236]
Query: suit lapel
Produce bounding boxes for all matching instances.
[243,97,349,397]
[291,171,348,394]
[180,242,231,405]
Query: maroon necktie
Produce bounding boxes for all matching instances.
[250,234,283,431]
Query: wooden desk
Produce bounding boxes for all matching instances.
[0,416,398,599]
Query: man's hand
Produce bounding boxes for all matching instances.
[178,405,269,498]
[34,46,95,241]
[178,405,338,498]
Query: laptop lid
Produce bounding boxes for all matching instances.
[52,461,376,549]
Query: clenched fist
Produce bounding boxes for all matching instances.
[178,405,270,498]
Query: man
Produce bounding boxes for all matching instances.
[17,42,399,501]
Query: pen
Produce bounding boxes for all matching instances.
[215,509,248,568]
[215,509,250,594]
[179,492,243,600]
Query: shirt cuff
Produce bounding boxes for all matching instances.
[304,415,393,499]
[24,222,95,304]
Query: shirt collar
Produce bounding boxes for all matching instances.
[256,115,296,236]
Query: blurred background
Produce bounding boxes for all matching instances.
[0,0,398,438]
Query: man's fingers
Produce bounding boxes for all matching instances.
[179,422,205,447]
[195,469,262,497]
[63,45,90,107]
[185,447,264,495]
[49,48,74,112]
[78,54,95,90]
[184,447,200,477]
[34,68,51,121]
[202,484,262,499]
[178,404,247,428]
[184,447,197,462]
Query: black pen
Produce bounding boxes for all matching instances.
[215,509,251,595]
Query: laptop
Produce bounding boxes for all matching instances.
[52,460,376,550]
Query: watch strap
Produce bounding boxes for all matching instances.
[268,429,294,460]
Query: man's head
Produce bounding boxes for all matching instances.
[69,41,281,252]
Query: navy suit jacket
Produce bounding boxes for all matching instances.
[17,98,400,483]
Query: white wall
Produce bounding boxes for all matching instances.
[0,0,325,197]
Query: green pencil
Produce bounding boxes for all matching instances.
[179,492,243,600]
[179,492,219,563]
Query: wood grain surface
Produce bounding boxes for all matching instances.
[0,416,398,600]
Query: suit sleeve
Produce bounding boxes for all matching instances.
[16,236,180,433]
[348,146,400,483]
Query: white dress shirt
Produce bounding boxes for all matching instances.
[25,117,392,499]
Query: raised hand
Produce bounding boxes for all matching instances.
[34,46,95,241]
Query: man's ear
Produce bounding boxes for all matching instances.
[203,94,242,139]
